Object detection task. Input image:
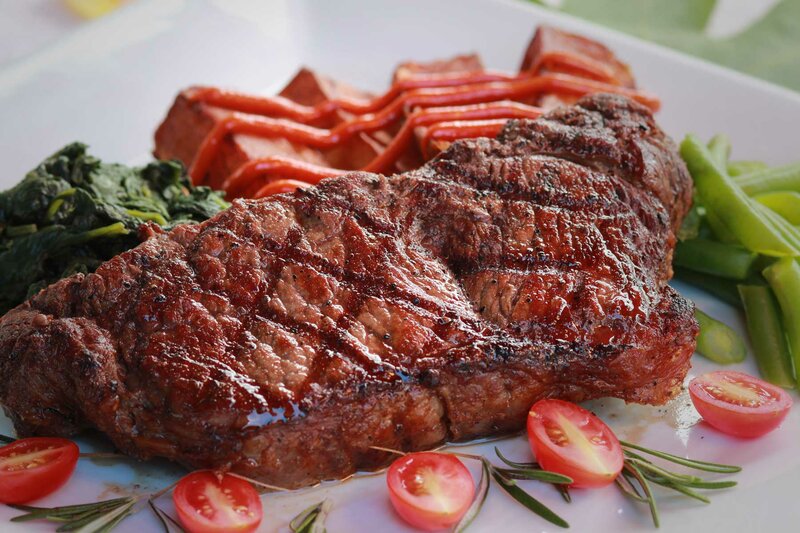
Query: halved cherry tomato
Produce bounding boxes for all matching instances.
[0,437,79,504]
[173,470,263,533]
[527,399,623,488]
[386,452,475,531]
[689,371,792,438]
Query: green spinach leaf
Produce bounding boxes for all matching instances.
[0,143,228,314]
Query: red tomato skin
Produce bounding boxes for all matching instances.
[689,371,793,438]
[0,437,79,504]
[527,399,623,488]
[386,452,474,531]
[173,471,263,533]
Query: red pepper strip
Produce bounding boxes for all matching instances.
[190,73,658,184]
[185,70,654,127]
[224,157,347,199]
[252,178,310,199]
[185,70,515,123]
[420,120,508,160]
[222,102,541,195]
[221,102,542,197]
[363,101,542,173]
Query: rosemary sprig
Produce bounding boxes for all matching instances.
[555,482,572,503]
[290,499,331,533]
[493,448,538,470]
[451,452,571,528]
[622,462,660,527]
[148,501,185,533]
[616,467,649,502]
[9,475,182,533]
[454,459,490,533]
[0,434,16,444]
[11,496,139,533]
[494,447,573,500]
[618,442,740,527]
[619,440,741,474]
[487,459,570,528]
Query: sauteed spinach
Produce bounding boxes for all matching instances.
[0,143,228,314]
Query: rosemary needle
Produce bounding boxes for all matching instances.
[617,442,740,527]
[10,496,139,533]
[290,499,331,533]
[620,440,741,474]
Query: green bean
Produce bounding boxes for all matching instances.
[728,160,768,177]
[707,134,731,167]
[752,254,778,278]
[680,135,797,256]
[735,162,800,195]
[755,191,800,225]
[673,267,743,308]
[763,258,800,387]
[737,285,796,388]
[674,239,757,280]
[703,211,739,243]
[694,308,747,364]
[753,202,800,251]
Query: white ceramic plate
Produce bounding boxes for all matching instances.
[1,1,799,531]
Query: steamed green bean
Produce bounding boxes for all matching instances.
[680,136,798,257]
[755,191,800,225]
[737,284,796,388]
[736,162,800,195]
[694,308,747,365]
[673,268,742,308]
[728,160,768,177]
[763,258,800,388]
[707,134,731,167]
[674,239,757,280]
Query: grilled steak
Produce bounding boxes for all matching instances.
[0,94,696,488]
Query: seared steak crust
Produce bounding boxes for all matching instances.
[0,94,696,488]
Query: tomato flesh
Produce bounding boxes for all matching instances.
[527,399,623,488]
[0,437,79,504]
[387,452,474,531]
[173,471,263,533]
[689,371,792,438]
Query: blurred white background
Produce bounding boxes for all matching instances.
[0,0,784,67]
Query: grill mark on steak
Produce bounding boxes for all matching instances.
[202,191,489,407]
[408,164,660,344]
[288,195,488,344]
[0,94,697,488]
[249,222,484,378]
